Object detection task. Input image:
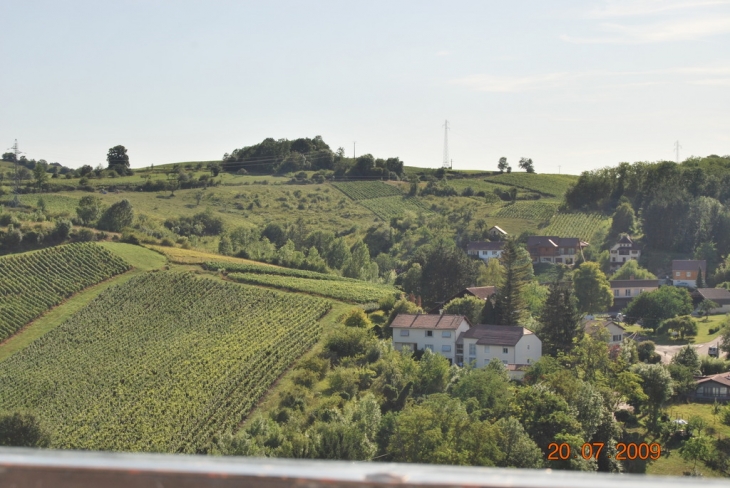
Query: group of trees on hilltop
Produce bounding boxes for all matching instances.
[565,157,730,261]
[222,136,405,180]
[497,157,535,174]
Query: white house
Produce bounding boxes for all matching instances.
[609,235,641,272]
[584,319,625,345]
[467,241,504,262]
[457,325,542,380]
[390,314,471,363]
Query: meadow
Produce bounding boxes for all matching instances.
[0,271,331,453]
[483,173,577,198]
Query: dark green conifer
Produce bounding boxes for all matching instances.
[494,238,531,325]
[539,282,583,356]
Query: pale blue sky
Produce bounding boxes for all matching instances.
[1,0,729,174]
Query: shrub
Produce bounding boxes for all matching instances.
[76,228,96,242]
[323,327,374,364]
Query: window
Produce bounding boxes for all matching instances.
[675,271,681,277]
[527,345,530,350]
[612,257,616,262]
[441,331,451,338]
[399,329,409,337]
[686,271,691,277]
[503,347,508,354]
[569,248,575,255]
[614,289,619,297]
[502,360,508,365]
[612,335,622,342]
[441,345,452,353]
[527,358,532,364]
[468,344,476,355]
[625,289,631,296]
[425,344,433,351]
[484,345,490,353]
[425,330,433,337]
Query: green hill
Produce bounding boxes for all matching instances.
[484,173,577,198]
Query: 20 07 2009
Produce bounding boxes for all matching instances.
[547,442,662,461]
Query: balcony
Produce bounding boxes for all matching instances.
[1,447,726,488]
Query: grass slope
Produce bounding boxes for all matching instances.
[484,173,577,198]
[0,271,331,453]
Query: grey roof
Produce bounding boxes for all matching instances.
[390,314,469,330]
[697,288,730,303]
[697,373,730,388]
[467,241,504,252]
[489,226,507,235]
[461,324,532,346]
[617,235,633,244]
[672,260,706,272]
[584,319,625,332]
[609,279,660,288]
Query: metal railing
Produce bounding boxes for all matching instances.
[0,447,728,488]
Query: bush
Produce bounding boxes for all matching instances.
[700,356,730,375]
[0,412,50,447]
[160,237,175,247]
[323,327,374,364]
[76,228,96,242]
[291,370,319,388]
[297,356,329,380]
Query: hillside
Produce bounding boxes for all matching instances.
[0,271,332,453]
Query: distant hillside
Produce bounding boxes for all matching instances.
[483,173,577,198]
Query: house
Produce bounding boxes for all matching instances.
[457,325,542,380]
[672,260,706,288]
[609,278,660,311]
[692,373,730,402]
[696,288,730,314]
[584,319,625,345]
[488,226,508,239]
[427,286,497,315]
[467,241,504,262]
[526,236,588,266]
[609,235,642,272]
[390,314,471,363]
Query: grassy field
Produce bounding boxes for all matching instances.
[622,314,725,345]
[483,173,578,198]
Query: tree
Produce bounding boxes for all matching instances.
[494,238,532,325]
[76,196,105,225]
[443,296,485,326]
[573,262,613,314]
[32,160,48,191]
[697,299,718,321]
[609,204,636,237]
[97,199,134,232]
[658,315,697,340]
[696,267,705,288]
[494,417,544,468]
[106,145,130,174]
[497,157,509,174]
[539,282,583,356]
[0,412,50,447]
[518,157,535,173]
[637,340,661,363]
[719,322,730,357]
[418,240,480,309]
[610,260,656,280]
[623,286,693,329]
[679,436,711,470]
[343,308,372,328]
[477,259,504,287]
[2,152,17,162]
[631,363,673,425]
[672,345,701,373]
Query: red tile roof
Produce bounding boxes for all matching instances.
[390,314,470,330]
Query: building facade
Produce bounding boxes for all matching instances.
[466,241,504,262]
[526,236,588,265]
[390,314,471,363]
[608,278,660,311]
[609,235,641,272]
[672,260,707,288]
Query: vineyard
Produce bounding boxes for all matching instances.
[331,181,404,200]
[542,212,609,242]
[0,272,331,452]
[205,261,362,282]
[494,201,558,221]
[0,243,130,341]
[228,272,399,303]
[146,245,274,266]
[483,173,577,198]
[358,196,432,220]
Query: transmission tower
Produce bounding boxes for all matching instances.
[674,140,682,163]
[7,139,22,207]
[442,120,451,169]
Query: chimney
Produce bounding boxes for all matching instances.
[630,275,635,280]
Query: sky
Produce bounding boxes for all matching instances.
[1,0,729,175]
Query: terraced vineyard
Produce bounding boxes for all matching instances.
[542,213,609,243]
[358,196,432,220]
[484,173,577,198]
[332,181,404,200]
[0,243,130,341]
[206,261,361,282]
[0,272,331,452]
[228,272,399,303]
[495,201,558,221]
